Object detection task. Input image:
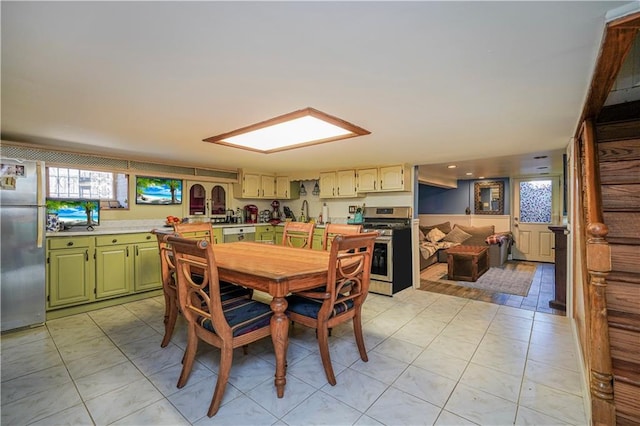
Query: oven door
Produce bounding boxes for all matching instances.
[370,236,392,282]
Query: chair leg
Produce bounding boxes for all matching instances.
[353,312,368,362]
[177,325,198,388]
[208,345,233,417]
[161,296,178,348]
[317,326,336,385]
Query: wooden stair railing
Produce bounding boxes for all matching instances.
[596,112,640,426]
[579,120,615,425]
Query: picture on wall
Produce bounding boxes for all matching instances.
[135,176,182,205]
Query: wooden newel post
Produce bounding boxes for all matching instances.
[586,221,615,425]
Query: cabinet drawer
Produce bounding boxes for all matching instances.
[48,237,92,250]
[96,233,154,246]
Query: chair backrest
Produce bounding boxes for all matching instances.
[166,235,232,339]
[151,230,176,291]
[321,223,363,250]
[320,232,377,319]
[282,221,315,249]
[174,222,215,243]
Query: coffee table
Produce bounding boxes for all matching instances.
[446,245,490,282]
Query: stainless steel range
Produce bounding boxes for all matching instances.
[361,206,413,296]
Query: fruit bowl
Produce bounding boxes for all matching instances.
[165,216,182,226]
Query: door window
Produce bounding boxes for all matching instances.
[519,179,552,223]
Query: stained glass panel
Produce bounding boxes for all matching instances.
[519,180,552,223]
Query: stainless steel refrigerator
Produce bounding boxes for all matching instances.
[1,159,46,332]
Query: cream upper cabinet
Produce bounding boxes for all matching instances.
[336,170,357,197]
[242,173,261,198]
[357,167,378,192]
[234,172,275,199]
[379,165,408,191]
[356,165,409,193]
[319,170,359,198]
[275,176,300,200]
[319,172,337,198]
[260,174,276,198]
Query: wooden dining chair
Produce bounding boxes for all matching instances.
[173,222,216,243]
[167,235,273,417]
[321,223,363,250]
[281,221,315,249]
[151,230,179,348]
[154,223,252,348]
[285,232,378,385]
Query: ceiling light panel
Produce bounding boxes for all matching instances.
[203,107,370,154]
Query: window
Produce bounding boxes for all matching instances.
[47,167,129,209]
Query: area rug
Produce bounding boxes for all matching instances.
[419,261,537,296]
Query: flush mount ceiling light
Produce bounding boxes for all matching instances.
[203,107,370,154]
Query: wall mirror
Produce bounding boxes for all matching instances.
[474,181,504,215]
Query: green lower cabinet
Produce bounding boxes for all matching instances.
[275,227,284,245]
[255,225,275,243]
[213,228,223,244]
[95,244,133,299]
[312,228,324,250]
[134,242,162,291]
[48,245,94,308]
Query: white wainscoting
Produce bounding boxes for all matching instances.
[418,214,511,233]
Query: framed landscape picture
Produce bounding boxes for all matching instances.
[135,176,182,205]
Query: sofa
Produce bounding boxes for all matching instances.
[418,222,512,270]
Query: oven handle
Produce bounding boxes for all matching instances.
[375,236,392,243]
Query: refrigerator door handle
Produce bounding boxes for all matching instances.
[36,161,45,248]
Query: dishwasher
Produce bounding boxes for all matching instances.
[223,226,256,243]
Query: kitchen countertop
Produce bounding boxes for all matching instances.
[46,221,327,237]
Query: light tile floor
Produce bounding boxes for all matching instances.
[1,288,587,425]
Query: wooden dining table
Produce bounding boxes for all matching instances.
[211,241,332,398]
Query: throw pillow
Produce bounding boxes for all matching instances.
[456,224,495,238]
[419,229,426,241]
[442,226,472,244]
[426,227,446,243]
[419,221,452,235]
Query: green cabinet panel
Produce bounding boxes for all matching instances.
[312,228,325,250]
[255,225,275,243]
[275,227,284,245]
[213,228,223,244]
[48,246,94,307]
[95,245,132,299]
[134,242,161,291]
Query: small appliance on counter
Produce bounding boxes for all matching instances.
[226,209,234,223]
[260,209,271,223]
[244,204,258,223]
[283,206,296,221]
[269,200,282,225]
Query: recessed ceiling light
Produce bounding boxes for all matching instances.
[478,176,485,179]
[533,155,548,159]
[447,165,457,169]
[465,172,473,176]
[203,107,370,153]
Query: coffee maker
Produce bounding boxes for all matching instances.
[244,204,258,223]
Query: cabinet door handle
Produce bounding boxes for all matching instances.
[146,235,151,240]
[112,239,118,244]
[85,250,88,261]
[67,241,74,246]
[126,246,129,257]
[136,246,139,256]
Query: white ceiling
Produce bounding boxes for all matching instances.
[0,1,631,180]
